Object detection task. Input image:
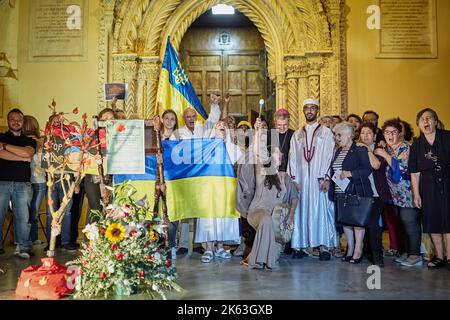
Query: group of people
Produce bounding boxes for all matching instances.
[1,96,449,273]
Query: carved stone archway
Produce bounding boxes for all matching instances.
[98,0,348,129]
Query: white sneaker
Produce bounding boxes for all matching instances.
[394,253,408,263]
[401,256,423,267]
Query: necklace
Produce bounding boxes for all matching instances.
[303,124,322,164]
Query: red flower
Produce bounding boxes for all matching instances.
[146,255,153,262]
[138,271,145,278]
[99,272,107,279]
[82,113,87,120]
[99,226,106,234]
[116,124,126,133]
[165,260,172,268]
[111,244,118,251]
[116,252,124,260]
[129,230,137,237]
[72,107,79,114]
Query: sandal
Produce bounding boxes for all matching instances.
[215,248,232,259]
[428,257,446,269]
[201,251,214,263]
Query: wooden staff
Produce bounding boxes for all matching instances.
[152,115,170,248]
[93,116,110,211]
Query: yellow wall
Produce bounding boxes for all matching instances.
[1,0,449,131]
[346,0,450,130]
[0,0,19,128]
[16,0,101,128]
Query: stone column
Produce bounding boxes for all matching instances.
[97,0,116,111]
[112,53,138,117]
[138,57,160,119]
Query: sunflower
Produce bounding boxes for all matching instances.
[105,223,126,243]
[149,230,159,241]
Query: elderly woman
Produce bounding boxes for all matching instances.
[375,119,422,267]
[358,122,391,267]
[328,122,374,264]
[409,109,450,269]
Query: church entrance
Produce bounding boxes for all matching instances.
[179,9,275,125]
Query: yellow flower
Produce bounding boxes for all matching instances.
[149,230,159,241]
[105,223,126,243]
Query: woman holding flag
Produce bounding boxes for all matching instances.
[194,120,243,263]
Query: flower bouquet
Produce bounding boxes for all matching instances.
[67,182,181,299]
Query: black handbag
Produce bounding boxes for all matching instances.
[336,177,375,227]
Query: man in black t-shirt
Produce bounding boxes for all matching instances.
[0,109,36,258]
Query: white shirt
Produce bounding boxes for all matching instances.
[177,103,221,140]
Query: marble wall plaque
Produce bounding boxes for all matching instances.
[29,0,88,62]
[377,0,437,58]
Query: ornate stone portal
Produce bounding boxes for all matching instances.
[98,0,348,129]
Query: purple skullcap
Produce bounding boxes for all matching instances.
[275,108,290,116]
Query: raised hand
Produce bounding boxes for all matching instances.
[153,115,161,131]
[224,93,231,104]
[254,117,262,130]
[210,93,222,105]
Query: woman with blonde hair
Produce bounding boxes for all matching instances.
[22,115,46,245]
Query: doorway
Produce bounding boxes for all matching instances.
[179,9,275,126]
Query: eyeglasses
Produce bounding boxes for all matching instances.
[383,130,399,137]
[303,106,319,111]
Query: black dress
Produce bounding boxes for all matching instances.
[409,129,450,233]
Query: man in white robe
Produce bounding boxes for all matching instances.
[175,94,222,256]
[288,99,338,260]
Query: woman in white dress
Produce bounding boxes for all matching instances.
[195,120,243,263]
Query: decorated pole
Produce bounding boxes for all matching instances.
[44,99,89,257]
[152,103,170,248]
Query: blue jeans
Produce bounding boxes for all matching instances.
[29,183,47,242]
[46,181,72,245]
[0,181,32,251]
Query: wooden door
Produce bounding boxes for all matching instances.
[180,28,268,118]
[224,50,265,115]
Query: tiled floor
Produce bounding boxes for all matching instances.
[1,244,449,300]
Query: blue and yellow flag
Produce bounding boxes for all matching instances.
[114,139,239,221]
[157,37,208,124]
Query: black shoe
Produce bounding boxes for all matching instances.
[0,248,5,255]
[192,247,205,255]
[341,256,353,262]
[292,249,308,259]
[176,247,188,255]
[319,251,331,261]
[63,243,78,252]
[350,256,363,264]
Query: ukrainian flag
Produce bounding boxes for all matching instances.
[114,139,239,221]
[157,37,208,124]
